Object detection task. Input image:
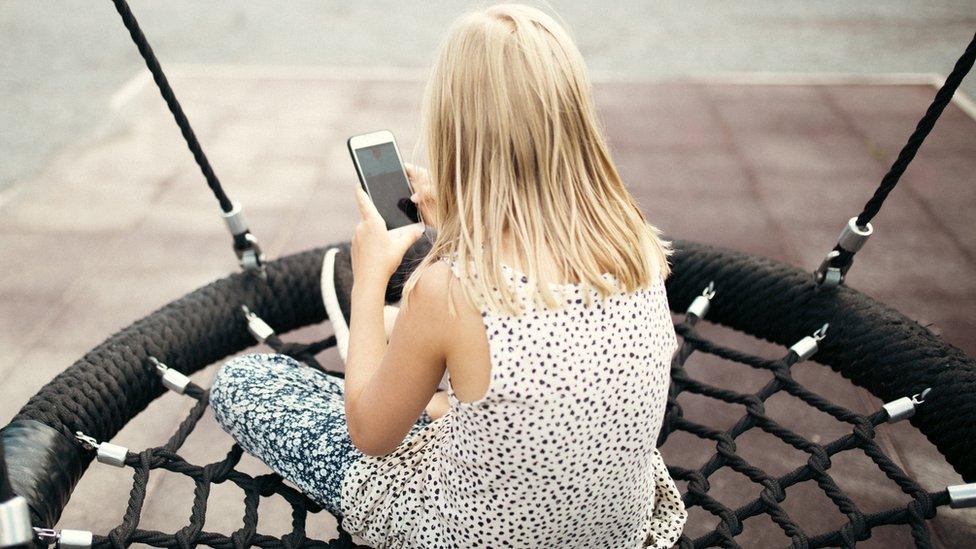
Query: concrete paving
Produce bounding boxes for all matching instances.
[2,1,976,190]
[0,68,973,546]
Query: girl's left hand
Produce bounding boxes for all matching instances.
[351,187,426,286]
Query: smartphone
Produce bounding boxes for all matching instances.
[348,130,421,230]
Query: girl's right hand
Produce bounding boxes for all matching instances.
[405,162,437,229]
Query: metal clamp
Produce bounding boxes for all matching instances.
[814,217,873,288]
[236,232,266,273]
[948,483,976,509]
[220,202,249,236]
[0,496,33,547]
[57,529,93,549]
[32,528,60,547]
[75,432,128,468]
[686,282,716,320]
[220,203,266,275]
[32,527,92,549]
[789,323,829,362]
[242,306,275,343]
[883,388,931,423]
[149,357,191,394]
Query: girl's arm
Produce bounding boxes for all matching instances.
[344,187,450,456]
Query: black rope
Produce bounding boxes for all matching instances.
[664,319,950,548]
[815,30,976,284]
[854,32,976,228]
[80,374,361,548]
[108,0,234,215]
[265,335,341,376]
[60,319,956,548]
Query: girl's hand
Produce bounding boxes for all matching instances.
[404,162,437,229]
[352,187,426,287]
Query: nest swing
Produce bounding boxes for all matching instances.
[1,2,975,548]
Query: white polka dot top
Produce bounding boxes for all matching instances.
[341,257,688,548]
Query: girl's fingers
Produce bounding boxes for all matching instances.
[389,223,426,249]
[404,163,431,187]
[410,184,434,203]
[354,187,369,218]
[404,162,420,185]
[355,187,383,222]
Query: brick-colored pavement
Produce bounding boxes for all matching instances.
[0,72,973,546]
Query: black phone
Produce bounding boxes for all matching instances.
[347,130,421,230]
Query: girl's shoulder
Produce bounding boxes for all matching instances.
[407,258,455,305]
[407,256,478,317]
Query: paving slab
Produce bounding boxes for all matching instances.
[0,74,973,547]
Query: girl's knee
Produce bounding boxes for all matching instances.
[215,353,266,387]
[211,353,304,407]
[212,353,277,414]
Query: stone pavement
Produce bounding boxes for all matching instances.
[5,1,976,191]
[0,71,974,546]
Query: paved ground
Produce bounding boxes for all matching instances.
[2,1,975,190]
[0,68,973,545]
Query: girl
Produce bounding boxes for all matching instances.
[210,4,688,547]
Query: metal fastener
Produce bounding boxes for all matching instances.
[150,357,191,394]
[789,323,829,362]
[242,306,275,343]
[686,282,716,319]
[0,496,33,547]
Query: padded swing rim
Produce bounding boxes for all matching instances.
[1,238,974,529]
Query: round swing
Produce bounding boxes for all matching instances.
[2,2,975,548]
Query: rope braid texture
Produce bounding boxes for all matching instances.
[4,239,971,548]
[830,31,976,270]
[108,0,256,260]
[109,0,232,213]
[0,1,966,545]
[666,320,949,548]
[92,382,361,549]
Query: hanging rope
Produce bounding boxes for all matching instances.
[855,32,976,228]
[815,31,976,287]
[109,0,265,273]
[109,0,232,213]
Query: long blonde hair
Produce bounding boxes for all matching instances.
[403,3,672,316]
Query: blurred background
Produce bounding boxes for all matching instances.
[1,1,975,546]
[4,1,976,191]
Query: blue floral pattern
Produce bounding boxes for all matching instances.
[209,353,431,517]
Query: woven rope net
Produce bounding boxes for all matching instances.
[66,305,951,548]
[3,240,972,548]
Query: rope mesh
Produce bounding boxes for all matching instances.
[665,315,950,548]
[86,353,358,549]
[75,309,952,549]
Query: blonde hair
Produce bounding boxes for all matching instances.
[404,3,672,316]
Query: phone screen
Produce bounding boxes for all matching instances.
[354,142,419,230]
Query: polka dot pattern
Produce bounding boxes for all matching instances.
[341,258,688,547]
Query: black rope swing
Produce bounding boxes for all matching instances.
[108,0,265,274]
[0,1,975,547]
[813,34,976,287]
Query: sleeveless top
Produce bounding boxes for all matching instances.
[340,257,688,548]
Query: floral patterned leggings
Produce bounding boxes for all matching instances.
[209,353,431,518]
